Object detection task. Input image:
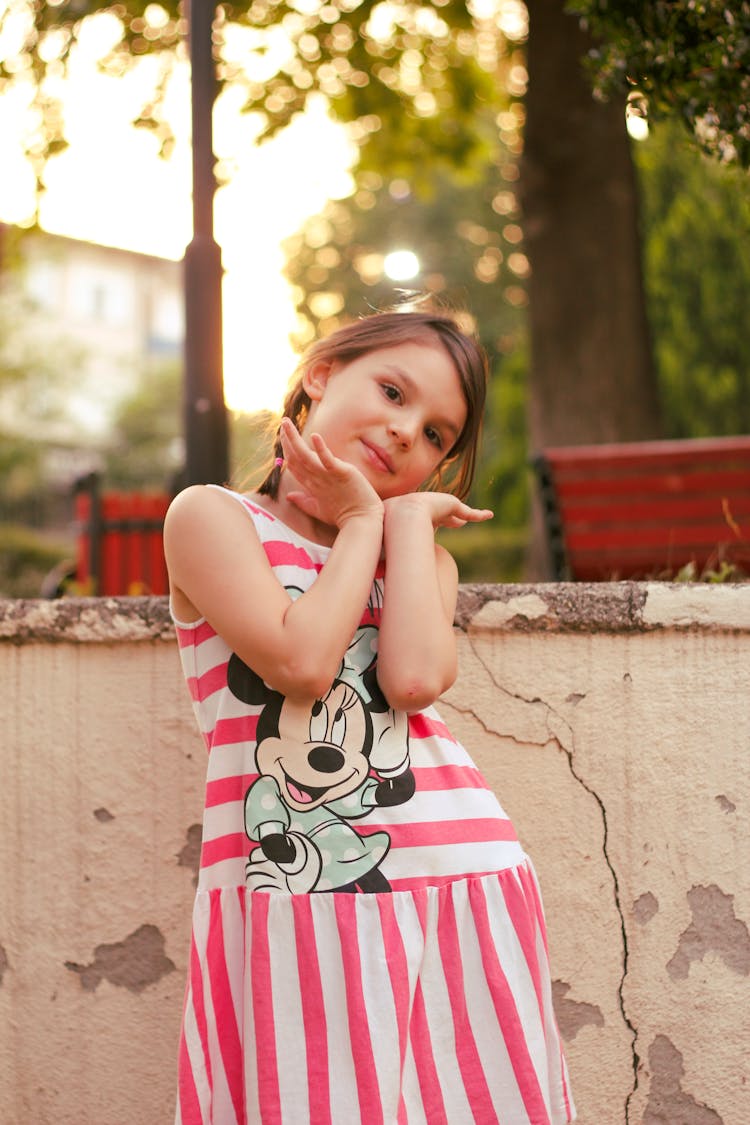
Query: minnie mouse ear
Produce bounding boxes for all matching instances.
[227,653,275,705]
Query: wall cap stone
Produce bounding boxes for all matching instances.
[1,583,748,644]
[456,582,750,633]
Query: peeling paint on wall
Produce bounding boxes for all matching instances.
[667,885,750,979]
[551,981,604,1041]
[643,1035,723,1124]
[2,590,749,1123]
[65,924,175,993]
[633,892,659,925]
[178,823,203,887]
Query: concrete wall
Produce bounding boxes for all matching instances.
[1,585,748,1125]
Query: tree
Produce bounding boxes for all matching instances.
[4,0,748,559]
[0,285,89,524]
[571,0,750,167]
[636,118,750,439]
[102,359,184,490]
[281,147,531,529]
[522,0,662,451]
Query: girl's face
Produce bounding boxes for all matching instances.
[302,341,468,499]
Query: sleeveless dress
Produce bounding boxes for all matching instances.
[172,488,575,1125]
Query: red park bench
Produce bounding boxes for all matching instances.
[533,435,750,581]
[72,472,172,596]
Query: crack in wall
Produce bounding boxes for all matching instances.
[461,634,640,1121]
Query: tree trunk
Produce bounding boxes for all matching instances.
[520,0,663,577]
[521,0,662,449]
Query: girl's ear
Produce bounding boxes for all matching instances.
[302,360,333,402]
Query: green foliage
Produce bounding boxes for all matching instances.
[471,341,530,530]
[283,151,526,350]
[282,143,531,533]
[2,1,518,187]
[101,362,278,493]
[229,409,277,491]
[0,522,70,598]
[437,522,527,583]
[569,0,750,166]
[674,559,748,584]
[102,360,183,489]
[636,120,750,437]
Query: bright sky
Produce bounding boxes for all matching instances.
[0,10,355,413]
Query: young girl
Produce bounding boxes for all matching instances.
[164,309,575,1125]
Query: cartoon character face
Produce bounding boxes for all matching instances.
[257,680,374,811]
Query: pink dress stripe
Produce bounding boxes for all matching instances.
[363,817,517,848]
[436,887,498,1122]
[191,662,230,705]
[204,775,252,808]
[292,897,332,1125]
[376,895,411,1122]
[187,934,212,1102]
[504,868,548,1026]
[263,539,324,570]
[519,859,551,957]
[249,895,282,1125]
[333,895,385,1125]
[177,988,205,1125]
[207,897,244,1123]
[410,763,490,790]
[212,714,260,748]
[200,832,249,869]
[469,877,553,1122]
[176,619,216,648]
[409,979,448,1124]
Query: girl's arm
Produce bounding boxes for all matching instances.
[164,429,384,702]
[376,493,492,712]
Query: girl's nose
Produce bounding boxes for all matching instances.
[388,419,414,448]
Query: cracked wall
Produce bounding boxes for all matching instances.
[450,584,750,1125]
[0,588,748,1124]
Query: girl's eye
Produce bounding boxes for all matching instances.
[382,383,401,402]
[425,427,443,449]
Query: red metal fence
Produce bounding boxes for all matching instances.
[74,474,172,596]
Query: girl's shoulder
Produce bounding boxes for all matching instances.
[165,484,270,529]
[165,485,333,559]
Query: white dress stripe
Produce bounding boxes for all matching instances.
[311,903,362,1125]
[268,899,310,1119]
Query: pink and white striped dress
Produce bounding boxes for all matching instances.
[173,489,575,1125]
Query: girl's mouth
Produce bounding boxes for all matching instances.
[361,439,394,473]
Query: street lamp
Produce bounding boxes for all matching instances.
[183,0,229,487]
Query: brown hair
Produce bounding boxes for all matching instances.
[256,309,488,501]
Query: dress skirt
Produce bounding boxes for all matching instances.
[176,862,574,1125]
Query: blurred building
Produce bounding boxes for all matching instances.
[0,226,185,531]
[1,224,183,435]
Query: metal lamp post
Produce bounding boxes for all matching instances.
[183,0,229,486]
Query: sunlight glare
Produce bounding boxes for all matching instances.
[384,249,420,281]
[0,32,355,416]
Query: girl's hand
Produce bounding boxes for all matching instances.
[280,418,383,528]
[383,492,493,531]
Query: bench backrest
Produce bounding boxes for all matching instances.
[534,435,750,580]
[74,475,172,595]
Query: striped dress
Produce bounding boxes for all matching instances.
[173,489,575,1125]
